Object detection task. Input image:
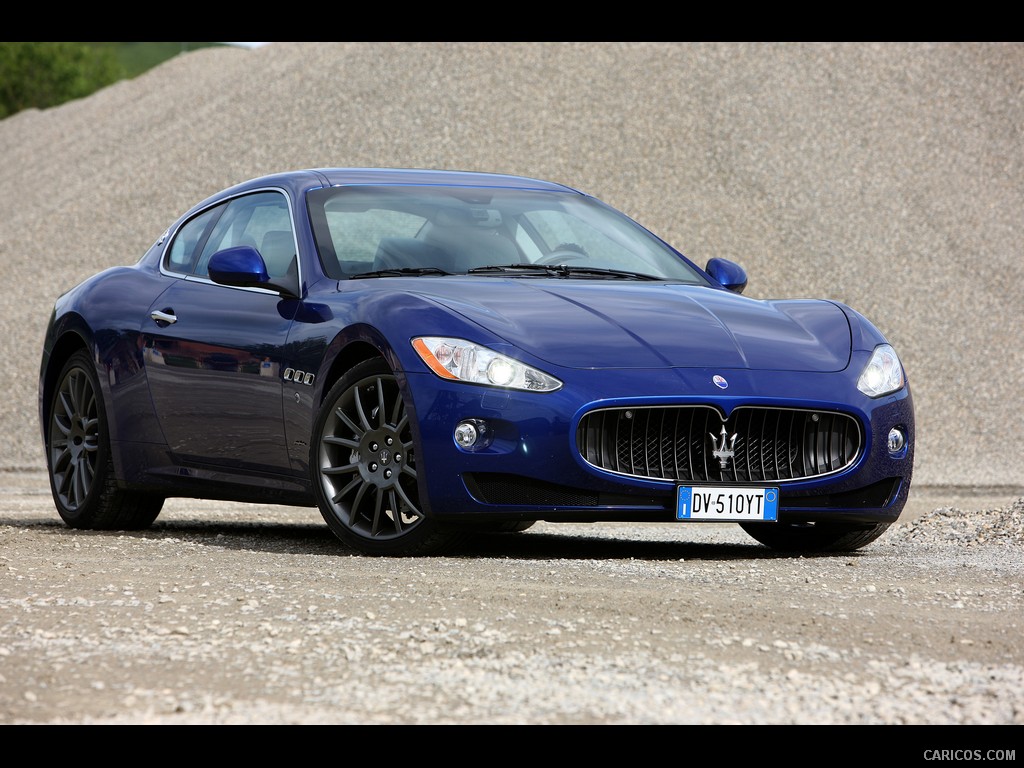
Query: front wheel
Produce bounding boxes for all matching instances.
[46,349,163,530]
[311,358,462,556]
[739,520,892,553]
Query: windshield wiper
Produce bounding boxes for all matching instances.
[466,264,558,276]
[350,267,452,279]
[467,264,660,280]
[555,266,660,280]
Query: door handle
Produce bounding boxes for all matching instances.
[150,309,177,326]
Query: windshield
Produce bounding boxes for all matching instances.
[307,185,709,284]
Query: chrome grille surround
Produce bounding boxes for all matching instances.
[576,405,863,484]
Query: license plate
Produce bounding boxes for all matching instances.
[677,486,779,521]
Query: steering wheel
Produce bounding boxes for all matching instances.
[536,249,588,265]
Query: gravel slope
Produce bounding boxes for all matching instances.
[1,42,1022,488]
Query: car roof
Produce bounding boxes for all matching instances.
[314,167,580,192]
[216,168,583,198]
[181,168,589,224]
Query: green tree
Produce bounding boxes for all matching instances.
[0,42,124,119]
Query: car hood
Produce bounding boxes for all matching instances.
[411,279,852,371]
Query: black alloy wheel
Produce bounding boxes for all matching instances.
[312,358,460,556]
[47,349,163,529]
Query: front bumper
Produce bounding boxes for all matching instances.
[403,365,915,526]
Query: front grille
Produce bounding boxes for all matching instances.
[577,405,862,484]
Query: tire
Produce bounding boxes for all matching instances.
[311,358,462,556]
[46,349,163,530]
[739,520,892,553]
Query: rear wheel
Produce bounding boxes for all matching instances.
[312,358,462,556]
[739,520,892,553]
[47,350,163,529]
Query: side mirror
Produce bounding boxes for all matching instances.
[705,257,748,294]
[209,246,270,287]
[208,246,296,298]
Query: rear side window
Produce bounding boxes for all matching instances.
[165,206,220,274]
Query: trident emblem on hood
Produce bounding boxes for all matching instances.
[710,426,738,469]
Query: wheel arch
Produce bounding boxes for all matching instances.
[40,324,93,454]
[315,320,414,408]
[317,339,389,408]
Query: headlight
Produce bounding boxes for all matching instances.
[857,344,905,397]
[412,337,562,392]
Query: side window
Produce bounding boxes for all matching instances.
[164,206,221,274]
[195,191,295,278]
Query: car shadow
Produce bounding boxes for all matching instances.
[447,529,846,561]
[12,517,858,562]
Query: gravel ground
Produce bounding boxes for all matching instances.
[0,473,1021,726]
[1,42,1022,729]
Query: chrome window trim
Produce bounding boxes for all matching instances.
[158,185,302,294]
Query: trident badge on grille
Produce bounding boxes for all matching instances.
[710,426,738,470]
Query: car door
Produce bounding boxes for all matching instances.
[142,190,297,473]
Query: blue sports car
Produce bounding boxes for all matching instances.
[38,168,914,556]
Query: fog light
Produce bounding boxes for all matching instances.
[454,419,490,451]
[887,427,906,455]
